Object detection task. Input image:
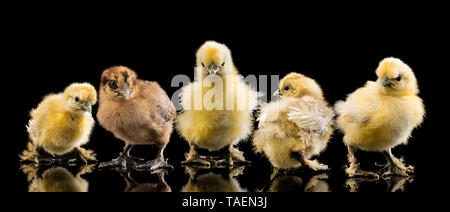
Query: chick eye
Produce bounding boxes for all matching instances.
[74,97,80,102]
[109,80,118,89]
[284,86,290,91]
[221,62,225,67]
[201,63,205,67]
[395,74,402,81]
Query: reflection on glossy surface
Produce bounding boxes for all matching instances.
[17,154,417,192]
[268,173,330,192]
[346,176,413,192]
[122,169,172,192]
[21,164,94,192]
[181,166,246,192]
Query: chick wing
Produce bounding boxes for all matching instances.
[140,80,176,124]
[286,96,334,137]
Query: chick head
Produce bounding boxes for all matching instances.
[275,73,324,100]
[100,66,138,100]
[196,41,234,77]
[63,83,97,114]
[375,57,418,95]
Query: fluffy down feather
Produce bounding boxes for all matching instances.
[253,73,334,170]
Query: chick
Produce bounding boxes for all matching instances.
[22,83,97,164]
[335,57,425,178]
[253,73,334,174]
[176,41,259,167]
[97,66,176,170]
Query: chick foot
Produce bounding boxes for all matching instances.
[378,150,414,178]
[291,152,329,171]
[182,156,212,167]
[229,146,250,165]
[68,147,94,165]
[136,158,173,171]
[345,145,379,178]
[136,147,173,171]
[182,145,213,167]
[346,162,380,179]
[99,155,143,169]
[302,159,329,171]
[99,145,144,169]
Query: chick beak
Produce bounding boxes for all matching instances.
[118,84,131,98]
[82,102,92,113]
[381,75,393,87]
[207,64,219,75]
[273,89,281,97]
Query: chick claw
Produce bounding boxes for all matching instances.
[346,163,380,179]
[99,155,144,169]
[303,159,329,171]
[377,153,415,178]
[378,163,413,178]
[182,154,212,167]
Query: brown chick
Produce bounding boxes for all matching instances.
[97,66,176,171]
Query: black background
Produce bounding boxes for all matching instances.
[4,4,448,198]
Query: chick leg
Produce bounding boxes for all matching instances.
[68,147,90,165]
[379,149,414,178]
[136,145,173,171]
[99,145,141,168]
[345,145,379,178]
[227,146,234,167]
[291,152,329,171]
[34,147,56,165]
[181,145,212,167]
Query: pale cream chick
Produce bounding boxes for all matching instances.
[335,57,425,178]
[253,73,334,173]
[176,41,259,166]
[22,83,97,163]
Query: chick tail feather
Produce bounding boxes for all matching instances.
[77,147,97,162]
[26,119,37,143]
[20,142,38,162]
[334,101,345,116]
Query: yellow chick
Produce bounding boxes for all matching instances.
[253,73,334,173]
[23,83,97,164]
[176,41,259,166]
[335,57,425,178]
